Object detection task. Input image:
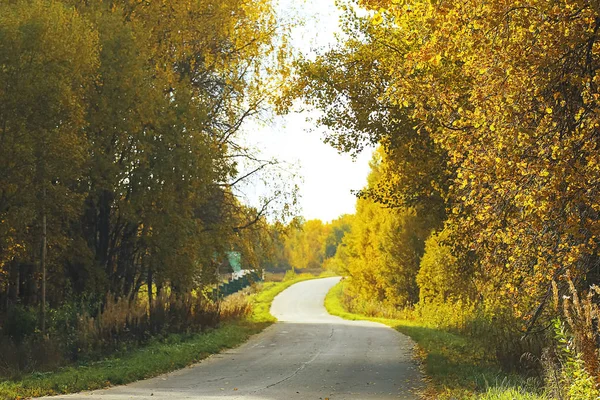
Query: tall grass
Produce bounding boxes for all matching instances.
[541,275,600,399]
[339,280,547,375]
[0,291,250,379]
[330,277,600,399]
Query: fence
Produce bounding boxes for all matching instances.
[214,271,263,299]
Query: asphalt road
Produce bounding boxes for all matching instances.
[45,277,422,399]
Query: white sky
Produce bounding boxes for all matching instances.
[238,0,373,223]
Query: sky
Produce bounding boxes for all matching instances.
[238,0,373,224]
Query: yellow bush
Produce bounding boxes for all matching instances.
[417,227,475,304]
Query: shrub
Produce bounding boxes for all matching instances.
[341,278,547,375]
[2,305,37,341]
[417,227,475,304]
[543,275,600,399]
[0,335,64,378]
[544,319,600,400]
[219,291,252,321]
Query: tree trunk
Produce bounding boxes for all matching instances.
[147,265,153,332]
[97,190,112,273]
[6,261,20,307]
[40,186,47,334]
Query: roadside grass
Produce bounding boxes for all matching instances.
[0,271,325,400]
[264,271,286,282]
[0,323,262,400]
[324,280,547,400]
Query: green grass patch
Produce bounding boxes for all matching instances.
[0,323,261,400]
[0,272,322,400]
[324,280,547,400]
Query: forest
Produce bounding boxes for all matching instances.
[3,0,600,399]
[0,0,298,377]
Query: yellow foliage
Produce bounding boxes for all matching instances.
[417,227,475,304]
[355,0,600,316]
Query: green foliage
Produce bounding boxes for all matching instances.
[479,384,548,400]
[322,214,353,259]
[549,319,600,400]
[0,0,296,334]
[0,0,99,297]
[2,305,38,341]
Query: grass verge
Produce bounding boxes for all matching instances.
[324,280,547,400]
[0,272,323,400]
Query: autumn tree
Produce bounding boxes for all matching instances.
[320,214,353,273]
[284,218,328,271]
[351,0,600,323]
[0,0,296,329]
[291,6,450,221]
[291,10,449,306]
[0,0,99,327]
[336,152,436,306]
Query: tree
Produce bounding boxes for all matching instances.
[354,0,600,321]
[323,215,353,258]
[0,0,297,324]
[291,7,450,221]
[285,218,328,271]
[340,152,435,306]
[0,0,99,328]
[417,227,476,304]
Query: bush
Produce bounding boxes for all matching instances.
[219,291,253,321]
[417,227,475,304]
[0,335,64,378]
[2,305,38,341]
[544,319,600,400]
[340,278,547,375]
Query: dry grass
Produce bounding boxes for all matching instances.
[264,271,286,282]
[0,272,321,399]
[543,273,600,399]
[219,291,253,321]
[554,275,600,380]
[0,289,252,379]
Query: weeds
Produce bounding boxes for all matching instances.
[541,274,600,399]
[0,290,246,378]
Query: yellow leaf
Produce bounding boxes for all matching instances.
[372,12,383,25]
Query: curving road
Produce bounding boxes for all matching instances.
[45,277,422,399]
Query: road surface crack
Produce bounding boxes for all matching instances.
[259,327,335,392]
[265,347,322,389]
